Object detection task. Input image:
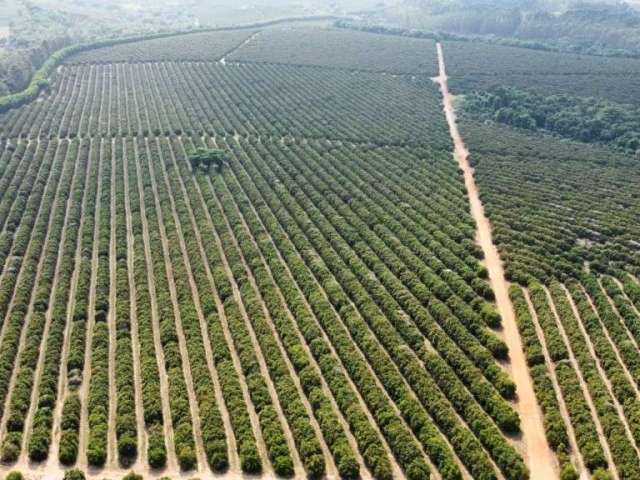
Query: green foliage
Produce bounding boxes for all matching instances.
[5,471,24,480]
[188,148,228,173]
[463,86,640,153]
[62,469,85,480]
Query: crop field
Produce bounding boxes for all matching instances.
[0,21,638,480]
[456,45,640,479]
[444,40,640,104]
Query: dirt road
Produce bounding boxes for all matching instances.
[433,42,557,480]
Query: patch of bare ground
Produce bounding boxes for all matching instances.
[434,42,556,480]
[122,139,147,470]
[522,288,587,479]
[544,285,618,480]
[143,137,206,472]
[561,284,640,458]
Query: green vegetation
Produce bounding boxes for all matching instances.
[1,17,640,480]
[187,148,228,173]
[462,86,640,153]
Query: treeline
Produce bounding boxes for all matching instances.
[462,86,640,154]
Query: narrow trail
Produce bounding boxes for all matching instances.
[218,31,260,65]
[107,138,118,468]
[522,289,587,480]
[433,42,556,480]
[143,138,206,472]
[132,141,178,472]
[77,138,104,470]
[544,285,618,480]
[123,139,148,470]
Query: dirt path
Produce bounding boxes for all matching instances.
[218,31,260,65]
[77,138,104,470]
[561,283,640,458]
[544,285,618,480]
[434,42,556,480]
[143,138,206,472]
[132,141,178,472]
[107,138,118,468]
[123,138,147,470]
[523,289,587,479]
